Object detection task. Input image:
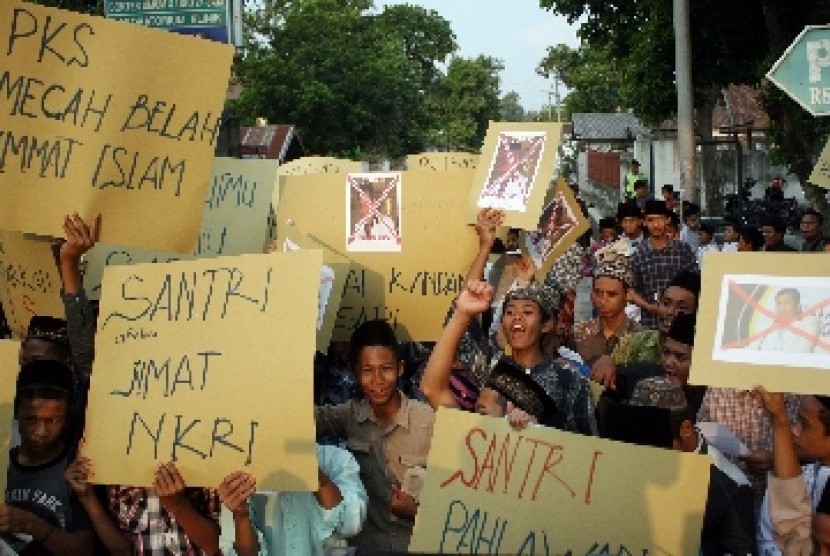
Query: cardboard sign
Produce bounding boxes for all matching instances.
[809,135,830,190]
[278,226,350,352]
[691,252,830,395]
[407,152,479,172]
[0,340,19,496]
[82,157,278,298]
[0,1,234,252]
[0,231,64,337]
[276,171,479,342]
[471,122,563,230]
[83,252,321,489]
[410,408,709,555]
[277,156,362,176]
[525,181,590,275]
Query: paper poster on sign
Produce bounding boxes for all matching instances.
[809,136,830,190]
[277,226,350,351]
[83,252,321,489]
[346,173,403,252]
[0,1,234,252]
[277,171,478,342]
[0,232,65,337]
[407,152,479,172]
[82,157,278,298]
[470,122,562,230]
[691,253,830,395]
[410,408,709,555]
[0,340,19,495]
[525,181,591,273]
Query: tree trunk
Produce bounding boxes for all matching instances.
[697,85,723,215]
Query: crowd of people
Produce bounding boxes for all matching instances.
[0,187,828,555]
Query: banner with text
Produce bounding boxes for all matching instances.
[277,171,479,341]
[407,152,479,172]
[410,408,709,555]
[0,1,234,252]
[0,231,64,337]
[84,252,321,489]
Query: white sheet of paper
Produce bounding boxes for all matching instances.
[697,421,751,457]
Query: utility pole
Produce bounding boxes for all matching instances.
[673,0,696,202]
[542,71,562,122]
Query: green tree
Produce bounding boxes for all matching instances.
[29,0,103,15]
[235,0,455,158]
[425,55,503,151]
[538,43,621,117]
[499,91,526,122]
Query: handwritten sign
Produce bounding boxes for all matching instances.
[277,156,362,177]
[691,252,830,395]
[0,1,234,252]
[809,135,830,190]
[276,171,479,342]
[278,226,350,352]
[0,340,19,495]
[407,152,479,172]
[471,122,562,230]
[83,252,321,489]
[82,157,278,298]
[410,408,709,555]
[0,231,64,337]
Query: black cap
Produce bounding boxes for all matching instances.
[598,217,617,230]
[631,159,640,166]
[667,313,696,347]
[17,360,74,395]
[26,316,69,348]
[617,202,642,219]
[666,270,701,299]
[486,358,558,424]
[644,200,668,216]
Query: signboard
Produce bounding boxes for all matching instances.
[84,252,321,489]
[411,408,709,554]
[0,1,234,252]
[104,0,241,45]
[407,152,479,172]
[767,25,830,117]
[809,135,830,190]
[0,232,64,337]
[690,252,830,395]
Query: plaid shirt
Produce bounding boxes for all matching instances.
[629,239,698,328]
[697,388,801,514]
[108,487,220,555]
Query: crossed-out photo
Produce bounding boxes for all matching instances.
[525,192,578,268]
[346,173,402,252]
[712,275,830,370]
[477,131,547,212]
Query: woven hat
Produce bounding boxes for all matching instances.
[503,282,560,321]
[629,376,687,410]
[593,237,634,286]
[545,243,584,293]
[485,358,557,423]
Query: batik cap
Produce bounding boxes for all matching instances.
[593,237,634,286]
[504,282,560,321]
[26,316,69,348]
[629,376,687,410]
[485,358,557,423]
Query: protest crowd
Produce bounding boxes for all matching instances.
[0,186,829,556]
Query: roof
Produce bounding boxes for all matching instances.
[239,124,305,162]
[571,113,649,141]
[713,84,770,131]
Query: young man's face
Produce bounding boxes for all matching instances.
[723,225,738,243]
[684,214,700,230]
[792,396,830,462]
[762,226,782,247]
[505,232,520,251]
[635,186,647,199]
[600,227,617,242]
[591,276,627,320]
[657,286,697,334]
[620,217,642,238]
[18,398,68,457]
[801,214,822,241]
[661,338,692,386]
[501,299,553,352]
[644,214,667,239]
[698,230,712,246]
[355,345,402,407]
[738,234,753,252]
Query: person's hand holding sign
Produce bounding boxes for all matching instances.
[456,279,494,319]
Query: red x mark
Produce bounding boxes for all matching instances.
[349,177,400,242]
[484,136,545,198]
[720,280,830,352]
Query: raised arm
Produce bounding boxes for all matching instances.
[421,280,494,409]
[465,209,504,284]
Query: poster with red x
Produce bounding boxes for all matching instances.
[346,173,403,252]
[691,253,830,395]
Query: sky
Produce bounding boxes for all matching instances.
[377,0,582,111]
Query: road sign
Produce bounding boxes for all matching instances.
[105,0,242,45]
[767,26,830,117]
